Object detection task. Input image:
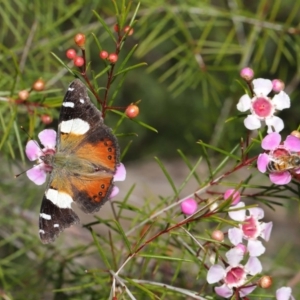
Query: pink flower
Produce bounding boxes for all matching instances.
[180,198,197,215]
[228,202,273,257]
[109,163,127,198]
[25,129,126,197]
[224,189,241,205]
[276,287,295,300]
[237,78,290,133]
[25,129,57,185]
[207,255,261,298]
[257,132,300,185]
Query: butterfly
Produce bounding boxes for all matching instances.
[26,79,123,244]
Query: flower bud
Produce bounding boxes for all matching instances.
[74,33,86,47]
[259,275,272,289]
[240,67,254,81]
[18,90,29,101]
[180,198,197,215]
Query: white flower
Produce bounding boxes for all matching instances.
[228,202,273,256]
[237,78,290,133]
[207,255,261,298]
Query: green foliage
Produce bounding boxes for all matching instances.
[1,0,300,299]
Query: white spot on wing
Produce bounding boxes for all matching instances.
[60,118,90,135]
[39,229,45,234]
[53,224,59,228]
[46,188,73,209]
[40,213,51,220]
[80,98,85,103]
[68,87,75,91]
[63,101,75,108]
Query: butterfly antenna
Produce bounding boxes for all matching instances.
[20,126,33,140]
[15,169,29,178]
[14,160,43,179]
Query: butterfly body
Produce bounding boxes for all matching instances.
[37,79,120,243]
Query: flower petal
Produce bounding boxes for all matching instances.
[228,228,243,245]
[269,172,291,185]
[110,186,119,199]
[247,240,265,257]
[239,285,257,297]
[215,284,233,298]
[207,265,225,283]
[272,91,290,110]
[265,116,284,133]
[260,221,273,241]
[245,257,262,275]
[244,115,261,130]
[252,78,272,96]
[25,140,42,161]
[237,94,251,112]
[276,287,293,300]
[284,135,300,151]
[226,247,244,266]
[38,129,57,148]
[248,207,264,219]
[26,165,47,185]
[257,153,269,173]
[261,132,281,150]
[114,163,126,181]
[228,202,246,221]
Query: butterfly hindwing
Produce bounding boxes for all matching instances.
[39,79,120,243]
[39,196,80,244]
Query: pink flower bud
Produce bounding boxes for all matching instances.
[240,67,254,81]
[211,230,224,242]
[224,189,241,205]
[180,198,197,215]
[272,79,285,93]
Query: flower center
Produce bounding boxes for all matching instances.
[272,148,289,158]
[225,266,246,287]
[241,216,259,239]
[252,97,273,118]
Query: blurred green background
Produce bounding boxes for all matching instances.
[1,0,300,299]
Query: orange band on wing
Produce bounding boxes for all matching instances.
[75,138,117,171]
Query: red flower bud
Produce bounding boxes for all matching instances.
[66,49,77,59]
[73,56,84,67]
[108,53,118,64]
[125,104,139,119]
[99,50,108,60]
[74,33,86,47]
[32,79,45,91]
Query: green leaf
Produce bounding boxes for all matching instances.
[93,10,116,42]
[90,229,112,270]
[50,52,75,76]
[138,254,193,262]
[112,110,158,133]
[154,157,178,196]
[113,220,132,253]
[114,62,148,77]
